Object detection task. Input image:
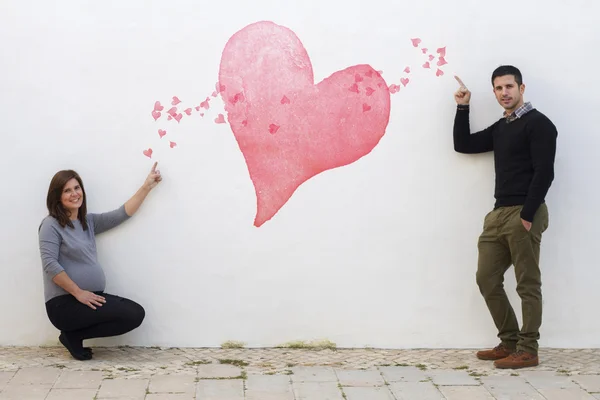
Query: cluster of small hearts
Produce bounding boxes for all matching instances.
[141,37,448,159]
[142,84,227,158]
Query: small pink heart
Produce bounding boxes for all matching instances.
[184,108,192,115]
[355,73,363,82]
[422,62,431,69]
[281,95,290,104]
[200,99,210,109]
[422,48,428,54]
[154,101,164,111]
[436,68,444,77]
[212,91,218,97]
[437,46,446,57]
[217,83,226,93]
[404,66,410,73]
[152,111,161,121]
[388,84,400,94]
[428,54,434,61]
[169,141,177,148]
[411,38,421,47]
[158,129,167,138]
[143,148,153,158]
[215,114,225,124]
[437,56,447,66]
[401,77,410,86]
[171,96,181,105]
[365,70,373,78]
[362,103,371,112]
[269,123,280,134]
[195,106,201,111]
[348,83,359,93]
[241,119,247,126]
[200,113,205,117]
[365,87,375,96]
[174,113,183,123]
[167,107,177,117]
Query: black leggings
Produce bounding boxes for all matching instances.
[45,292,145,341]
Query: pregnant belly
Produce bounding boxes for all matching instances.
[67,265,106,292]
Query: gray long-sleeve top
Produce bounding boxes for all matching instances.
[38,205,130,302]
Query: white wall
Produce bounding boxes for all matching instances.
[1,0,598,348]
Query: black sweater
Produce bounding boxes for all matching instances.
[453,106,557,222]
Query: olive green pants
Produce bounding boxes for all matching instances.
[476,204,549,355]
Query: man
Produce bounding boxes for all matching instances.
[453,65,557,369]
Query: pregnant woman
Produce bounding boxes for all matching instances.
[38,163,162,360]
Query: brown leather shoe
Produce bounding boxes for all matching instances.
[476,344,516,360]
[494,350,539,369]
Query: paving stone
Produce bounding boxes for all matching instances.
[0,372,14,391]
[45,388,98,400]
[481,376,545,399]
[197,364,242,379]
[388,382,445,400]
[53,371,103,389]
[293,381,344,399]
[0,383,52,400]
[245,374,294,400]
[336,369,385,386]
[573,375,600,392]
[196,379,244,400]
[427,370,479,386]
[521,371,578,389]
[96,378,149,399]
[343,386,396,400]
[149,374,196,393]
[145,394,195,400]
[291,366,337,382]
[438,385,495,399]
[9,367,60,385]
[537,387,596,400]
[378,366,427,382]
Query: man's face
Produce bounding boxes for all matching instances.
[493,75,525,113]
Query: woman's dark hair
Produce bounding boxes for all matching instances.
[46,170,88,230]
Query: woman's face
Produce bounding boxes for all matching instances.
[61,178,84,215]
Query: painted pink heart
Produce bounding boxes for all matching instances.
[421,48,428,54]
[169,141,177,148]
[167,107,178,117]
[158,129,167,138]
[152,111,161,121]
[388,84,400,94]
[174,113,183,123]
[428,54,435,61]
[219,21,390,226]
[401,78,410,86]
[436,68,444,77]
[437,56,448,66]
[184,108,192,115]
[437,46,446,57]
[214,114,225,124]
[171,96,181,105]
[281,95,290,104]
[143,148,153,158]
[154,101,164,111]
[404,66,410,73]
[411,38,421,47]
[422,62,431,69]
[365,87,375,96]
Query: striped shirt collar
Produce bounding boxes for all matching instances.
[504,101,533,122]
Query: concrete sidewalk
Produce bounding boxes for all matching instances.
[1,346,599,399]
